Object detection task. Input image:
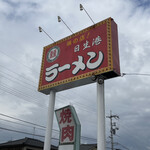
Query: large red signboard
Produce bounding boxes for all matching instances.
[38,17,120,94]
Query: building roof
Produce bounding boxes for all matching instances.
[0,138,96,150]
[0,137,57,150]
[80,144,97,150]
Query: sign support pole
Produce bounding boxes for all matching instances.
[44,90,56,150]
[97,79,105,150]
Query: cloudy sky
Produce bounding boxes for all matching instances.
[0,0,150,149]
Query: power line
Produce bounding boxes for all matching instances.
[57,91,97,113]
[0,68,141,146]
[0,71,36,89]
[0,50,39,75]
[0,126,44,138]
[81,136,96,142]
[0,64,38,84]
[0,64,97,115]
[0,126,59,141]
[0,81,98,122]
[0,67,48,109]
[106,111,139,150]
[0,84,47,109]
[0,54,99,116]
[1,66,150,113]
[57,98,97,115]
[0,113,45,129]
[0,113,98,143]
[0,69,97,115]
[0,125,98,143]
[122,72,150,77]
[0,82,98,118]
[3,50,147,147]
[4,79,98,126]
[114,142,130,150]
[118,120,147,148]
[0,118,45,131]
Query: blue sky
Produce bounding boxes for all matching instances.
[0,0,150,150]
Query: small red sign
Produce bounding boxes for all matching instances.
[55,106,76,144]
[38,17,120,94]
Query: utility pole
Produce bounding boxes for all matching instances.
[106,111,119,150]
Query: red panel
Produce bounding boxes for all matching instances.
[38,18,120,94]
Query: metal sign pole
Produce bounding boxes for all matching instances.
[44,90,56,150]
[97,79,105,150]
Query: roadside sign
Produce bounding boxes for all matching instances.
[55,105,81,150]
[38,17,120,94]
